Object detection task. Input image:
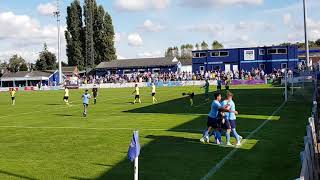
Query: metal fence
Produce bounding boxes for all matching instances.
[297,74,320,180]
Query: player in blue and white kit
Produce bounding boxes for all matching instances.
[82,89,91,117]
[200,92,230,144]
[222,91,242,146]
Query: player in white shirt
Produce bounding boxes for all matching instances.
[151,83,157,104]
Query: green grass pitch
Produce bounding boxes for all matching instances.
[0,85,311,180]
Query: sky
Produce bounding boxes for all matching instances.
[0,0,319,63]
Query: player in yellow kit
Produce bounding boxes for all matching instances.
[63,87,70,105]
[10,88,16,105]
[132,84,141,104]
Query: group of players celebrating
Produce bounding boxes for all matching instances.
[200,90,242,146]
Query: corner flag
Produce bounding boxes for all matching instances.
[128,131,140,162]
[128,131,140,180]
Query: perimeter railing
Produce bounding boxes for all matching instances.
[297,73,320,180]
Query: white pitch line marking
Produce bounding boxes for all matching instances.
[200,101,286,180]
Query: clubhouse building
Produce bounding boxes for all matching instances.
[192,45,300,74]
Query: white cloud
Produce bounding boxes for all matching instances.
[117,53,126,59]
[37,2,56,16]
[115,32,121,43]
[0,11,66,63]
[128,33,143,46]
[183,23,224,36]
[283,13,292,25]
[137,50,162,58]
[180,0,263,8]
[114,0,170,11]
[287,18,320,42]
[234,21,276,32]
[141,19,165,32]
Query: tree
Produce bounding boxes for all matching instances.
[65,0,85,69]
[19,63,28,71]
[93,6,116,64]
[35,43,57,71]
[180,44,194,59]
[195,43,200,50]
[84,0,96,68]
[201,41,208,50]
[212,40,224,49]
[8,54,27,72]
[316,39,320,47]
[0,61,8,76]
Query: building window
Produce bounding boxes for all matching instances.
[211,51,229,57]
[267,48,287,54]
[259,64,265,70]
[220,51,229,57]
[200,66,205,71]
[277,48,287,54]
[193,52,207,58]
[281,63,287,69]
[259,49,265,55]
[200,52,207,57]
[267,49,277,54]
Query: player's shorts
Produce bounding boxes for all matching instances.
[152,93,156,96]
[190,93,195,99]
[135,95,140,99]
[229,120,236,129]
[93,93,97,98]
[221,119,231,130]
[11,97,15,100]
[207,116,218,128]
[63,96,69,100]
[83,103,89,107]
[217,85,221,90]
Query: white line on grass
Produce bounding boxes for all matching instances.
[200,101,286,180]
[0,125,252,134]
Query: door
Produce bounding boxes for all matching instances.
[225,64,231,72]
[232,65,238,72]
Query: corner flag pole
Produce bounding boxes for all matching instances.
[285,70,288,102]
[134,155,138,180]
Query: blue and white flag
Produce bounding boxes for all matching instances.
[128,131,140,162]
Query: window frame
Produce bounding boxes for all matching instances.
[259,49,265,55]
[267,48,288,55]
[210,51,229,57]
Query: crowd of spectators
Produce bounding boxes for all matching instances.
[79,68,288,85]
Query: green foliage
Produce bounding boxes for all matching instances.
[180,44,193,59]
[165,46,179,58]
[65,0,85,69]
[201,41,208,50]
[93,6,116,64]
[35,43,57,71]
[212,40,224,49]
[8,54,27,72]
[65,0,116,70]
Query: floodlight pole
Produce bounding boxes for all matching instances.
[303,0,310,68]
[54,0,62,85]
